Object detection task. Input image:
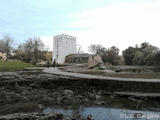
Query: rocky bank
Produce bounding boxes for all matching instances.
[0,71,160,118]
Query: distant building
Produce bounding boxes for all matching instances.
[65,53,104,68]
[88,54,103,68]
[0,52,7,60]
[53,34,76,63]
[65,53,90,63]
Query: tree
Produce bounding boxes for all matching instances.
[142,46,158,65]
[23,39,34,62]
[13,44,25,60]
[88,44,104,55]
[123,42,159,65]
[77,44,84,54]
[88,44,121,65]
[14,37,45,63]
[140,42,150,49]
[102,46,120,65]
[132,51,144,65]
[154,51,160,69]
[123,47,138,65]
[0,35,13,57]
[32,37,45,62]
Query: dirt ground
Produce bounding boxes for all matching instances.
[59,65,160,79]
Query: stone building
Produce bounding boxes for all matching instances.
[53,34,76,64]
[65,53,90,63]
[0,52,7,60]
[88,54,103,68]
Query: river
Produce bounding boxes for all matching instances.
[43,106,160,120]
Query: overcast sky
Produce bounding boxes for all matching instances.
[0,0,160,53]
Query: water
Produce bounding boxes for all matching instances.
[43,106,160,120]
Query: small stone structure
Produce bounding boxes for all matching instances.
[0,52,7,60]
[53,34,76,64]
[88,55,103,68]
[65,53,90,63]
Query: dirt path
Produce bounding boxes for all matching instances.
[43,68,160,83]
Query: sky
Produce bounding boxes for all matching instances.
[0,0,160,54]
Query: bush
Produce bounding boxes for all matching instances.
[154,52,160,71]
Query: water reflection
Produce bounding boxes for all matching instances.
[43,106,160,120]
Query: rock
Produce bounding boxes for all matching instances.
[56,113,64,119]
[30,82,39,88]
[101,101,106,105]
[97,91,102,95]
[94,101,101,105]
[128,96,142,103]
[110,94,116,99]
[88,93,94,99]
[87,114,94,120]
[84,98,89,102]
[71,117,77,120]
[64,117,71,120]
[0,113,67,120]
[95,95,101,100]
[57,96,63,104]
[64,89,74,97]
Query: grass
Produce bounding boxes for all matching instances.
[0,60,35,71]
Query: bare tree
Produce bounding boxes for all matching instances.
[15,37,45,62]
[88,44,104,54]
[23,39,34,62]
[32,37,45,62]
[0,35,13,57]
[0,40,5,52]
[77,44,83,54]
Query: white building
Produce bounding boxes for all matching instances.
[53,34,76,63]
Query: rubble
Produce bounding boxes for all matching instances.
[64,89,74,97]
[0,71,160,117]
[87,114,94,120]
[0,112,92,120]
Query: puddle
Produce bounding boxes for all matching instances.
[43,106,160,120]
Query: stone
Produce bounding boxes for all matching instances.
[84,98,89,102]
[30,82,39,88]
[88,55,103,69]
[88,93,94,98]
[56,113,63,119]
[57,96,63,104]
[64,89,74,97]
[87,114,94,120]
[94,101,101,105]
[95,95,101,100]
[71,117,77,120]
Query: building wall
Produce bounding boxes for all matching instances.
[88,55,103,68]
[53,34,76,63]
[65,53,90,63]
[0,52,7,60]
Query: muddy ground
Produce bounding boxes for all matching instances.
[59,65,160,79]
[0,71,160,119]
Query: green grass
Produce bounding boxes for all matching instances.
[0,60,35,71]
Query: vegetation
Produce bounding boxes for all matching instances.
[0,34,160,72]
[0,60,35,71]
[123,42,159,66]
[0,35,13,57]
[88,44,123,65]
[154,51,160,70]
[88,42,160,69]
[13,37,46,63]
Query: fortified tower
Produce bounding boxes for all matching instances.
[53,34,76,63]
